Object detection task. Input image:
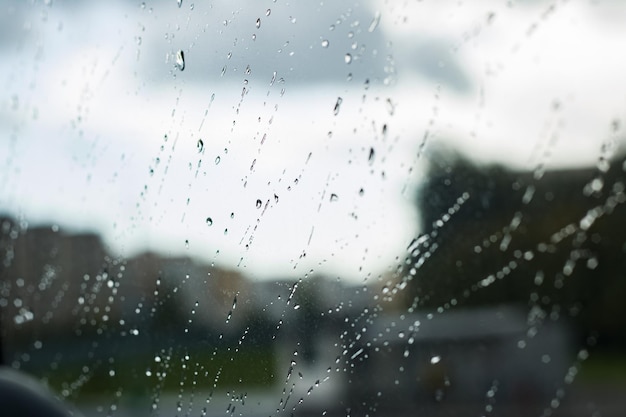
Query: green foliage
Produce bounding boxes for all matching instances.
[38,346,277,398]
[406,149,626,348]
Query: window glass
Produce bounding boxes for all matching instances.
[1,1,626,416]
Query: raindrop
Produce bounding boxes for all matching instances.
[430,355,441,364]
[206,217,213,226]
[256,18,261,29]
[587,257,598,270]
[256,199,262,209]
[177,0,182,7]
[344,53,352,64]
[368,147,375,163]
[435,389,444,402]
[386,98,395,115]
[175,50,185,71]
[321,39,329,48]
[197,139,204,153]
[333,97,343,116]
[215,156,221,165]
[368,11,381,32]
[330,193,338,202]
[266,9,271,16]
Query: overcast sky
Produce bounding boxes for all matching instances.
[1,0,625,281]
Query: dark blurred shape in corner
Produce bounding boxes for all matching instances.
[0,367,77,417]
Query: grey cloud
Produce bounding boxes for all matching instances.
[133,1,391,86]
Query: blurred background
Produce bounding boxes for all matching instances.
[1,0,626,416]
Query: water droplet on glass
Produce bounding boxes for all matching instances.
[435,389,444,402]
[368,11,381,32]
[197,139,204,153]
[175,50,185,71]
[430,355,441,364]
[333,97,343,116]
[206,217,213,226]
[321,39,329,48]
[344,53,352,64]
[215,156,221,165]
[386,98,395,115]
[256,199,262,209]
[177,0,182,7]
[330,193,338,202]
[368,147,375,163]
[266,9,271,16]
[256,18,261,29]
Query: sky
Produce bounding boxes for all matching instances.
[1,0,625,281]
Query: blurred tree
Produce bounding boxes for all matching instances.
[404,147,626,349]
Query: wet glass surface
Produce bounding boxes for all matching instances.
[1,1,626,416]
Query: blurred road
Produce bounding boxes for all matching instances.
[72,380,625,417]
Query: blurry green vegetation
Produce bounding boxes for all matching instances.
[38,346,276,398]
[577,352,626,383]
[405,148,626,349]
